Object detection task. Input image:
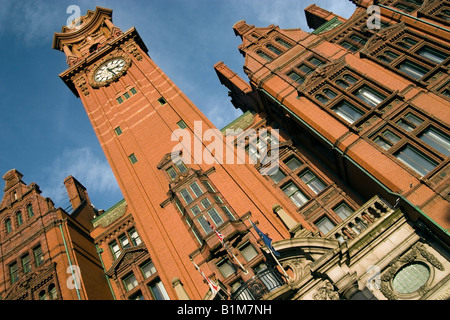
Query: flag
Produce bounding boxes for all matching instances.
[207,220,224,243]
[249,220,280,256]
[192,259,219,297]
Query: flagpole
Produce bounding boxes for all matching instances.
[207,219,248,274]
[248,218,291,280]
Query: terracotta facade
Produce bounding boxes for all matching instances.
[2,0,448,301]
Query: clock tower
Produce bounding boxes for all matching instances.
[53,7,312,300]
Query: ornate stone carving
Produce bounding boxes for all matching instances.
[313,280,340,300]
[379,242,443,300]
[73,74,90,96]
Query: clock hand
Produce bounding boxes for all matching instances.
[107,68,117,75]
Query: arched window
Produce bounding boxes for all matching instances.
[275,38,292,49]
[16,211,23,226]
[39,290,48,300]
[266,44,282,55]
[27,204,34,218]
[49,284,58,300]
[5,218,12,234]
[257,51,273,62]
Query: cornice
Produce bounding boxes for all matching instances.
[52,7,113,50]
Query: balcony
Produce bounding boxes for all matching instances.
[231,267,287,300]
[326,196,393,243]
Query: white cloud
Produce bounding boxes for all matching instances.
[40,147,121,210]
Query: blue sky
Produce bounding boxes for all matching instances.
[0,0,355,212]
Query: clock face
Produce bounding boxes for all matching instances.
[94,58,126,83]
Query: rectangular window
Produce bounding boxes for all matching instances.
[123,273,138,292]
[340,41,359,52]
[332,100,364,124]
[416,46,447,64]
[315,216,336,235]
[10,262,18,284]
[207,208,224,227]
[116,96,124,104]
[282,182,309,208]
[175,161,188,173]
[190,182,203,198]
[394,144,438,177]
[418,127,450,156]
[166,167,177,180]
[130,87,138,95]
[22,254,31,274]
[239,243,258,262]
[268,169,286,184]
[353,85,386,107]
[221,206,236,220]
[119,233,130,249]
[308,57,323,66]
[300,171,326,194]
[197,215,213,234]
[177,120,187,129]
[374,129,401,150]
[397,113,424,132]
[128,153,138,164]
[141,260,157,279]
[217,258,236,278]
[396,60,430,79]
[213,196,223,204]
[180,189,194,205]
[149,280,170,300]
[123,92,131,100]
[285,157,302,171]
[191,205,202,216]
[128,228,141,246]
[333,203,354,220]
[110,240,121,260]
[201,198,212,209]
[114,126,123,136]
[298,64,313,75]
[34,245,44,267]
[201,181,215,193]
[191,205,201,216]
[158,97,167,105]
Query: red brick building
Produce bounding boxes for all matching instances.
[0,170,113,300]
[6,0,445,300]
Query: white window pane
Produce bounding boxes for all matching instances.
[354,85,386,107]
[207,208,224,227]
[334,203,354,220]
[395,145,437,176]
[397,60,429,79]
[333,101,363,123]
[316,217,336,235]
[417,46,446,64]
[419,127,450,156]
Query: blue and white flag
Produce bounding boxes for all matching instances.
[249,220,280,256]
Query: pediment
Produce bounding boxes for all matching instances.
[360,22,407,56]
[106,244,148,277]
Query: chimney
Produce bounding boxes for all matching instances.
[64,176,91,211]
[304,4,347,30]
[3,169,24,192]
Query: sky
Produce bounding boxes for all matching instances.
[0,0,356,212]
